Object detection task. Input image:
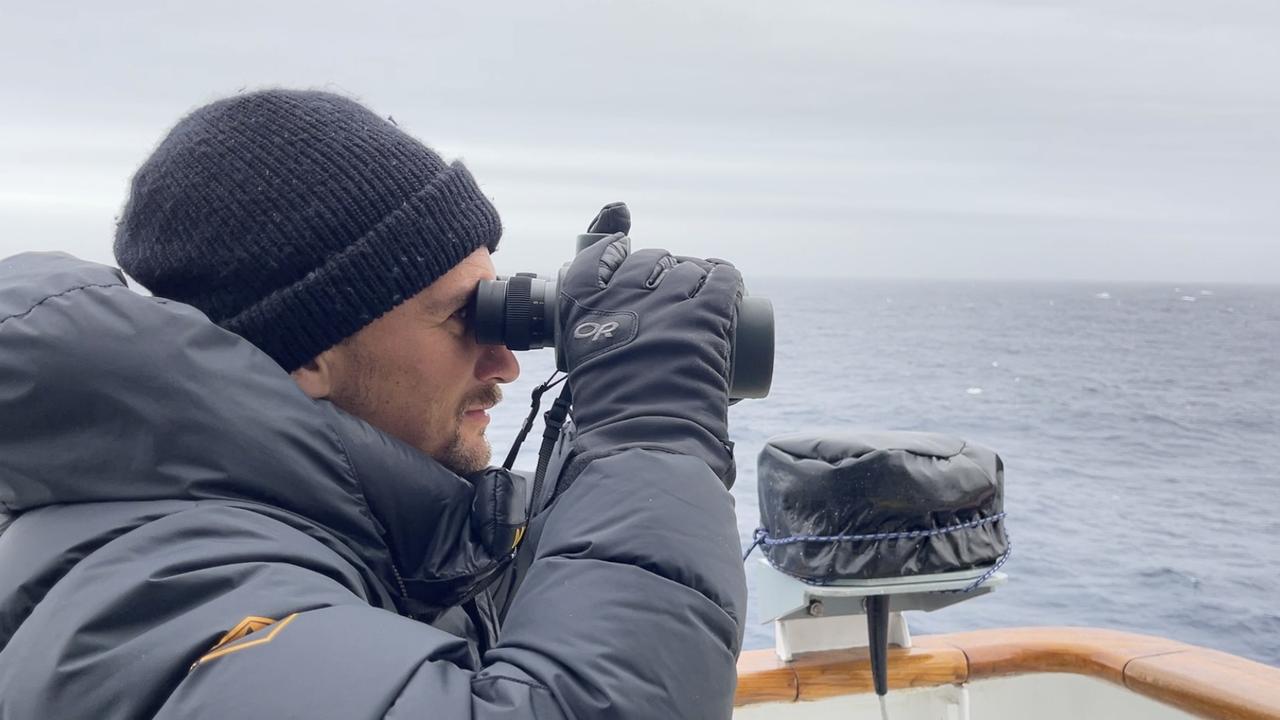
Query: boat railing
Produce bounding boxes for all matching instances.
[734,626,1280,719]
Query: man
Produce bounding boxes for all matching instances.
[0,90,747,718]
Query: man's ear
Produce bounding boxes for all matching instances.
[291,348,339,399]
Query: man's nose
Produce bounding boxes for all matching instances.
[477,344,520,384]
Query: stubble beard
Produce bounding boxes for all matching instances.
[439,384,503,477]
[439,432,492,477]
[333,344,503,477]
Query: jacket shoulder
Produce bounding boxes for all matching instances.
[0,252,127,321]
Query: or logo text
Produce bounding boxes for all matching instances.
[574,321,620,342]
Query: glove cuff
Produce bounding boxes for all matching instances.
[561,417,736,491]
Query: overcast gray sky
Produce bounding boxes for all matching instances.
[2,0,1278,282]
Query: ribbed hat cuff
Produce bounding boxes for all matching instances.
[223,162,501,372]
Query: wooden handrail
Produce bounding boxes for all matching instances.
[735,627,1280,720]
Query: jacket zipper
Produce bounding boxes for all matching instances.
[389,562,416,621]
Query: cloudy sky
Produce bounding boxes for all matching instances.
[2,0,1277,282]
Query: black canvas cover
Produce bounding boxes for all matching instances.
[756,431,1008,583]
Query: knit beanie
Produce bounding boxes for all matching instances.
[114,89,501,372]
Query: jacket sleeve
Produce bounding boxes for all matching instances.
[156,449,747,719]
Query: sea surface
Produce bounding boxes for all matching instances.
[489,278,1280,667]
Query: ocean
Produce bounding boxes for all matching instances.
[488,277,1280,667]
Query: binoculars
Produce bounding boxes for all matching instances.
[470,222,774,400]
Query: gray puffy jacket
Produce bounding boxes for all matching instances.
[0,253,747,719]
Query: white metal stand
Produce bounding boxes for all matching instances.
[752,559,1007,661]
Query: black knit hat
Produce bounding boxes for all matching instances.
[114,89,501,372]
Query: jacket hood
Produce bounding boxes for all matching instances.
[0,252,519,617]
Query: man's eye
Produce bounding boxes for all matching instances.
[451,306,470,323]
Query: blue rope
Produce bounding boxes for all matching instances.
[948,536,1012,593]
[742,512,1010,593]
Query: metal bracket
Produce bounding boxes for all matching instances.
[751,559,1007,661]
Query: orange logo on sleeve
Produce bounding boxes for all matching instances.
[190,613,299,671]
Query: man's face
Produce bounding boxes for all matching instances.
[315,248,520,475]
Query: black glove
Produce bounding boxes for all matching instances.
[557,203,742,488]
